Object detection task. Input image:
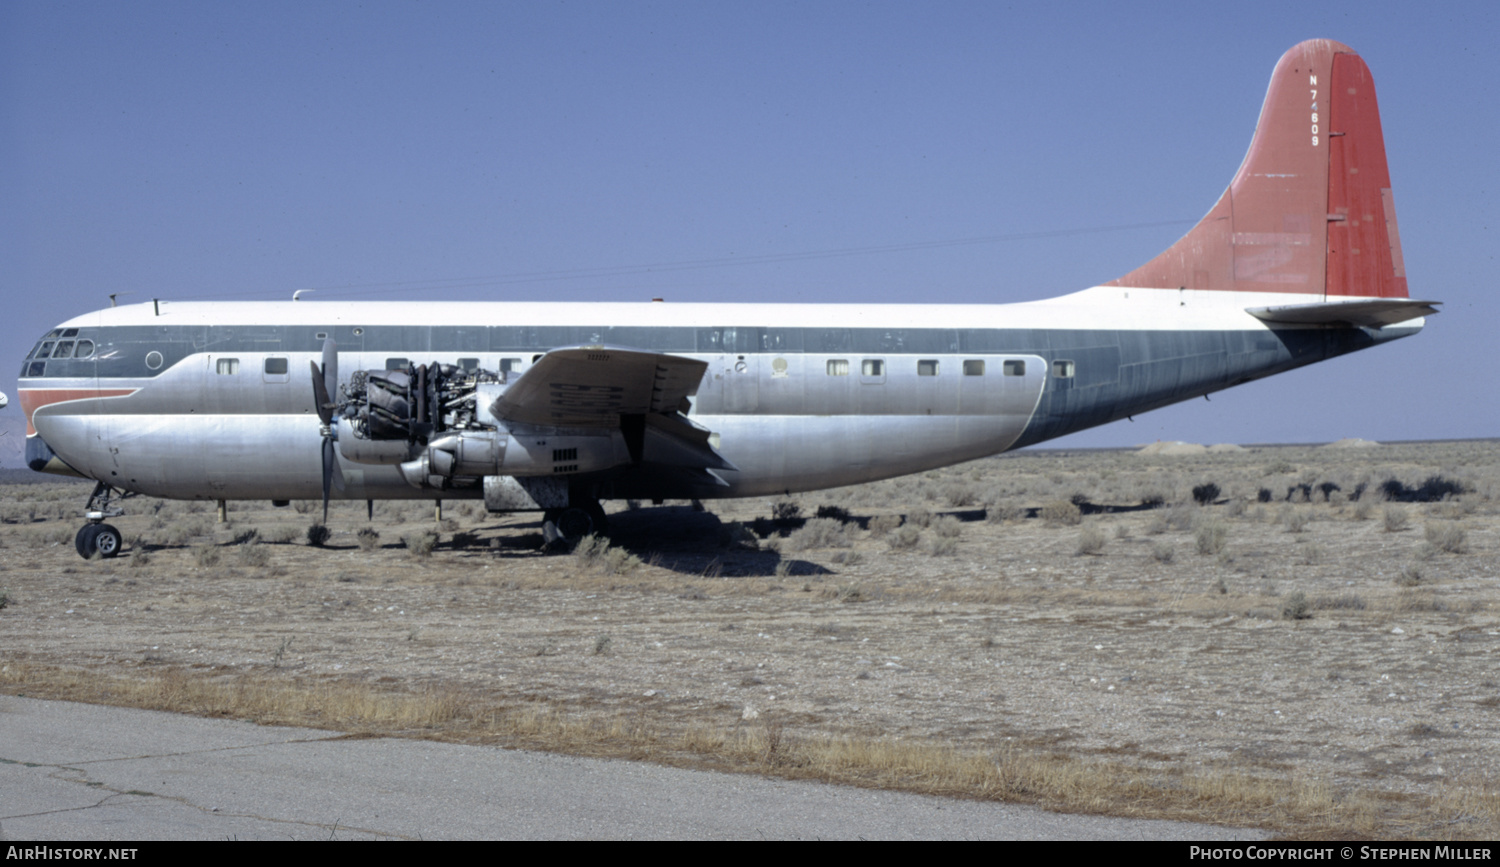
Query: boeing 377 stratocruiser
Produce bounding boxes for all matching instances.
[19,40,1437,558]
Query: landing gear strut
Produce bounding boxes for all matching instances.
[541,501,608,548]
[75,481,131,560]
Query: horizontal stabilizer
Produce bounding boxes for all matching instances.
[1246,299,1439,328]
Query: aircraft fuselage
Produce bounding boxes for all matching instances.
[19,288,1418,504]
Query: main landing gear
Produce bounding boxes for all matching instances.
[75,481,131,560]
[541,501,608,548]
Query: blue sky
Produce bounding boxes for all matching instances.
[3,1,1496,447]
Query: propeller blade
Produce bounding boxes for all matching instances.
[322,437,335,523]
[322,337,338,409]
[311,361,333,425]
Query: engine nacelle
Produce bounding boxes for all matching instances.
[398,429,630,489]
[335,418,415,465]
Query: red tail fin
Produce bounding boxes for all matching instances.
[1109,40,1407,299]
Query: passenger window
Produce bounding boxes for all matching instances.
[458,357,480,373]
[500,358,522,373]
[1052,360,1075,378]
[385,358,409,371]
[963,360,985,376]
[216,358,240,375]
[918,359,939,376]
[264,357,289,375]
[1003,360,1026,376]
[861,359,884,377]
[826,359,849,376]
[53,341,76,359]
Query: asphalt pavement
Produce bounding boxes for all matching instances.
[1,695,1265,840]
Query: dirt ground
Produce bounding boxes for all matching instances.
[2,439,1497,831]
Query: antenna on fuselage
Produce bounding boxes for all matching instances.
[108,292,131,308]
[293,289,314,302]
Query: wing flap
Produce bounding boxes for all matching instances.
[643,412,738,471]
[1246,299,1439,328]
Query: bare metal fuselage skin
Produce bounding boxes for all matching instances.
[19,289,1420,505]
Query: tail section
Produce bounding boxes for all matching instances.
[1109,40,1408,299]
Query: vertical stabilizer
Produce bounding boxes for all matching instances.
[1108,40,1407,299]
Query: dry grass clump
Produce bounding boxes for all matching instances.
[867,514,903,537]
[1075,523,1108,556]
[573,535,642,574]
[163,518,213,546]
[1193,518,1228,556]
[1383,505,1410,533]
[1312,593,1367,611]
[237,543,271,568]
[1040,500,1082,526]
[1424,522,1468,554]
[941,484,977,508]
[261,525,300,544]
[929,536,959,557]
[1281,591,1311,621]
[986,504,1022,524]
[402,530,439,558]
[356,527,381,551]
[192,545,221,568]
[886,526,921,551]
[784,518,853,552]
[930,516,962,539]
[905,507,935,529]
[306,523,331,547]
[720,521,759,550]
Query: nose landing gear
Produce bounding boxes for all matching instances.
[74,481,131,560]
[75,523,123,559]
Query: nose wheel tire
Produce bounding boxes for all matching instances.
[75,523,123,560]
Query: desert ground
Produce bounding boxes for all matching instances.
[2,438,1497,838]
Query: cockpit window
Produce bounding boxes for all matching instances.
[53,341,75,359]
[37,341,55,359]
[74,340,94,358]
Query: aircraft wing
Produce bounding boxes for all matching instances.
[1246,299,1440,329]
[489,346,735,473]
[492,346,706,426]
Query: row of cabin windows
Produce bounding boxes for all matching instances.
[213,357,529,376]
[215,358,287,375]
[824,359,1075,379]
[215,357,1074,379]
